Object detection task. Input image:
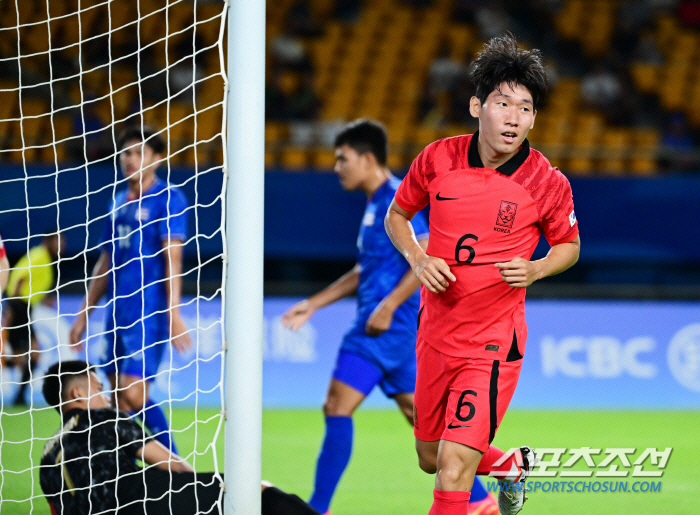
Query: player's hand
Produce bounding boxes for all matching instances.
[69,312,87,350]
[280,299,315,331]
[169,311,192,353]
[410,252,456,294]
[365,301,394,336]
[495,257,541,288]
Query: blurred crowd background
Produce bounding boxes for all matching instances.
[3,0,700,174]
[264,0,700,175]
[0,0,699,299]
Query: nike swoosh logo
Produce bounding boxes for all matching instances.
[447,422,472,429]
[436,192,459,201]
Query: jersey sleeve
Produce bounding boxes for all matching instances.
[538,169,579,246]
[98,203,115,255]
[114,411,151,457]
[410,208,430,241]
[0,234,6,260]
[158,187,188,242]
[395,146,431,212]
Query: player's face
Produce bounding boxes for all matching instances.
[334,144,368,191]
[85,372,111,410]
[120,138,161,183]
[470,82,536,162]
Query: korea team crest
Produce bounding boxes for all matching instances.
[496,201,518,228]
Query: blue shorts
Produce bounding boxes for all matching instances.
[332,350,416,397]
[100,325,169,380]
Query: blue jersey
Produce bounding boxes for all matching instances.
[341,176,429,370]
[100,178,188,334]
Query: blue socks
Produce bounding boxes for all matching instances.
[470,476,489,503]
[308,416,353,514]
[140,398,178,455]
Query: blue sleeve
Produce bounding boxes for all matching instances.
[410,209,429,240]
[98,203,114,254]
[158,187,188,241]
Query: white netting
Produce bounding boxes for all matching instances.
[0,1,227,513]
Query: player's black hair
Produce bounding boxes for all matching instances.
[470,33,547,110]
[43,360,91,412]
[334,119,388,166]
[117,125,166,155]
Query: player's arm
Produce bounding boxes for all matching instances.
[385,199,455,294]
[163,238,192,353]
[281,264,360,331]
[365,237,429,336]
[495,235,580,288]
[69,250,110,347]
[137,439,194,473]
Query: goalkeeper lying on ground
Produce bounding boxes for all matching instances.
[40,360,318,515]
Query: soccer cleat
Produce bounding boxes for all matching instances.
[497,446,537,515]
[469,492,499,515]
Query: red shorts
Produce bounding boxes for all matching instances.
[414,336,522,452]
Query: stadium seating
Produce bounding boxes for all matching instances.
[260,0,686,175]
[3,0,699,175]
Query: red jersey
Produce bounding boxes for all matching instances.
[0,234,5,260]
[395,132,578,361]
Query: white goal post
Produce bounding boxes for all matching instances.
[224,0,265,514]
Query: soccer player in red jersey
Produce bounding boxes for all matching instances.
[385,34,580,515]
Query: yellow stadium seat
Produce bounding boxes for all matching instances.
[441,124,470,139]
[387,151,407,171]
[177,146,193,167]
[280,146,310,170]
[41,143,68,164]
[565,155,594,176]
[196,104,223,141]
[599,129,630,175]
[265,122,288,146]
[51,116,74,141]
[265,149,278,169]
[0,120,12,142]
[412,126,440,148]
[166,117,190,150]
[630,128,660,176]
[0,90,18,121]
[630,63,659,95]
[659,83,685,111]
[312,147,336,171]
[19,100,49,144]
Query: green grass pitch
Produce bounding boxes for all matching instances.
[1,407,698,514]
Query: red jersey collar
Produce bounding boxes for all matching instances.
[467,130,530,176]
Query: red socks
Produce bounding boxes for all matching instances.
[428,489,471,515]
[477,445,523,482]
[427,446,525,513]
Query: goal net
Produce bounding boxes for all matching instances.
[0,0,227,513]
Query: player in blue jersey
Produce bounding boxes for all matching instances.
[282,119,427,514]
[282,120,498,515]
[69,125,191,453]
